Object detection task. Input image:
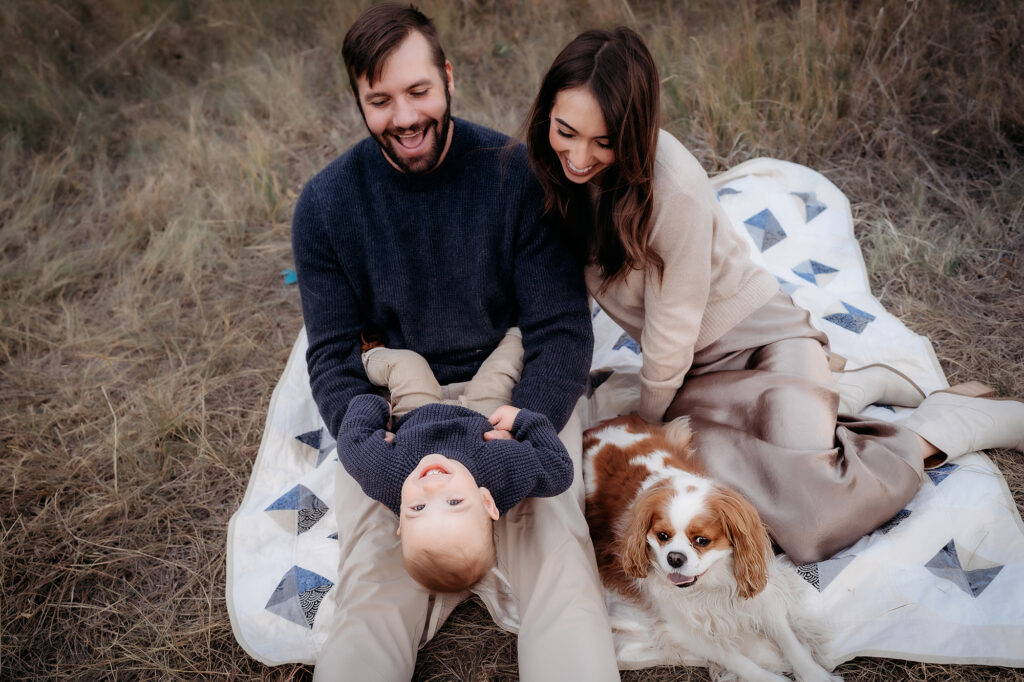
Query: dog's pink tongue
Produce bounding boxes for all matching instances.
[668,572,697,587]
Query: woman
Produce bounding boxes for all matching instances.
[524,27,1024,564]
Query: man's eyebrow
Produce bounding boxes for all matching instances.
[553,117,609,139]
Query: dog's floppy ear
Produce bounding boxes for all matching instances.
[715,486,772,599]
[621,485,670,579]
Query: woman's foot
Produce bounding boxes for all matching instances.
[835,363,926,415]
[901,387,1024,467]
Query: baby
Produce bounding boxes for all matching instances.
[337,329,574,593]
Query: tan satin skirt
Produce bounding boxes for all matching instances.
[664,291,924,565]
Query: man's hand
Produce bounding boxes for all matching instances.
[484,405,520,441]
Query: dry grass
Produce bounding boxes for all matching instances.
[1,0,1022,679]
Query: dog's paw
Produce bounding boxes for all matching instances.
[794,668,842,682]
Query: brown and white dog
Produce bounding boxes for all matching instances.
[583,415,841,682]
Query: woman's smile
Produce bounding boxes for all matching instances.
[548,86,615,184]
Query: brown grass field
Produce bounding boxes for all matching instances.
[2,0,1023,679]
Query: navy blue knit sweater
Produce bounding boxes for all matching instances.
[338,394,573,516]
[292,119,593,438]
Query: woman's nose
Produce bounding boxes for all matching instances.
[569,146,591,169]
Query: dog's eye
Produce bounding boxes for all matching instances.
[694,536,710,546]
[656,531,671,542]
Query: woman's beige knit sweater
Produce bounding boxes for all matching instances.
[585,130,779,422]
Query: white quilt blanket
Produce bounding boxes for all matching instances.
[226,158,1024,669]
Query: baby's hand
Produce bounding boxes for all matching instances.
[384,430,395,443]
[485,403,520,436]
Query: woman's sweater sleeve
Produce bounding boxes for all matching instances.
[636,186,715,423]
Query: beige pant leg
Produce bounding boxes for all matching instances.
[362,347,443,420]
[313,464,430,682]
[460,328,524,417]
[666,292,923,564]
[491,403,620,681]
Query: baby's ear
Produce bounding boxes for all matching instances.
[479,487,500,520]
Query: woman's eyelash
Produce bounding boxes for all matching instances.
[557,128,612,149]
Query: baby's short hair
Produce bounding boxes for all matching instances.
[402,526,496,593]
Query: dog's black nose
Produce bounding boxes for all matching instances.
[667,551,686,568]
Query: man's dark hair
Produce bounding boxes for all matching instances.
[341,3,447,95]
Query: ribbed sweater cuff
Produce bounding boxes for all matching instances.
[639,385,678,423]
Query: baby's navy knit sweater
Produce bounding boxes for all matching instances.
[338,394,573,516]
[291,119,593,439]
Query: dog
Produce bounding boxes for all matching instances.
[583,414,841,681]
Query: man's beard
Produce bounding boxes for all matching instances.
[371,93,452,174]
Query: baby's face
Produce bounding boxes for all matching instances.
[398,454,498,536]
[399,455,500,585]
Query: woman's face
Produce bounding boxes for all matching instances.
[547,87,615,184]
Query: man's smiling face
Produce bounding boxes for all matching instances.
[354,30,454,174]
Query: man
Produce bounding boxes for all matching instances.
[291,4,619,680]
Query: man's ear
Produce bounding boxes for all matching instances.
[479,487,499,521]
[445,60,454,96]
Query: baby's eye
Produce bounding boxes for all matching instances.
[447,499,463,506]
[656,531,670,542]
[694,536,710,547]
[411,504,425,511]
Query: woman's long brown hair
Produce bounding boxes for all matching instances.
[524,27,662,290]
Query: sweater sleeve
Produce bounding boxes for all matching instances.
[292,181,375,440]
[335,394,402,513]
[636,185,714,423]
[480,408,574,512]
[509,174,593,432]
